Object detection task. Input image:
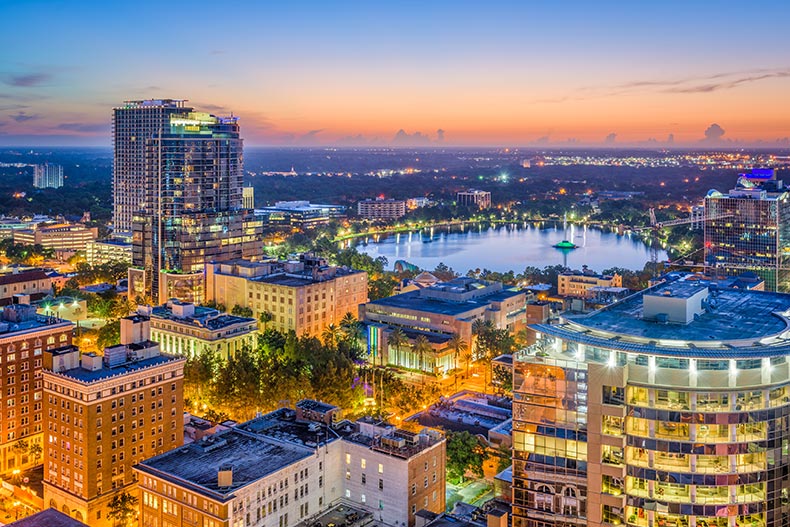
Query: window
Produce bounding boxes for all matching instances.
[345,453,350,465]
[378,479,383,490]
[360,458,366,469]
[378,463,383,474]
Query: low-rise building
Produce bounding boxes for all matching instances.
[135,399,445,527]
[257,201,346,228]
[0,269,51,306]
[456,189,491,209]
[85,239,133,266]
[357,198,406,220]
[35,296,88,324]
[147,301,258,359]
[361,278,529,374]
[6,508,89,527]
[42,314,185,527]
[13,223,98,252]
[557,269,622,298]
[206,254,368,338]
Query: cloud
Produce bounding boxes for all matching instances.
[196,103,227,112]
[5,73,51,87]
[56,122,108,133]
[702,123,726,143]
[293,129,324,146]
[9,111,38,122]
[209,50,225,55]
[392,129,432,146]
[604,132,617,144]
[436,129,445,142]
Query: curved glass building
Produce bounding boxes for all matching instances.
[513,279,790,527]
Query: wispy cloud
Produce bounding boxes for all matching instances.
[4,72,51,87]
[9,111,39,122]
[55,122,108,133]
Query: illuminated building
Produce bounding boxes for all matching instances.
[704,169,790,292]
[557,270,623,298]
[513,278,790,527]
[357,198,406,220]
[456,189,491,209]
[135,400,445,527]
[113,99,192,236]
[43,314,185,527]
[361,277,528,373]
[13,223,98,253]
[0,304,73,475]
[243,186,255,209]
[33,163,63,189]
[205,254,368,338]
[0,269,51,306]
[128,110,263,304]
[257,201,346,228]
[86,239,133,266]
[147,301,257,359]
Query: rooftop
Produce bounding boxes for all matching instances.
[6,508,88,527]
[407,391,512,436]
[533,281,790,358]
[151,305,256,331]
[50,353,183,383]
[136,429,312,501]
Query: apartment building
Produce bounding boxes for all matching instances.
[86,239,133,266]
[42,314,185,527]
[205,254,368,337]
[135,399,445,527]
[147,301,257,359]
[357,199,406,221]
[0,304,73,475]
[557,270,623,298]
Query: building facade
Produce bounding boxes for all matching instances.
[357,199,406,220]
[147,301,257,359]
[134,400,445,527]
[513,278,790,527]
[0,304,73,475]
[361,277,528,373]
[86,239,133,266]
[205,254,368,338]
[113,99,193,236]
[129,110,262,303]
[456,189,491,209]
[704,170,790,292]
[33,163,64,189]
[257,201,346,228]
[557,271,623,298]
[42,314,185,527]
[13,223,98,252]
[0,269,52,306]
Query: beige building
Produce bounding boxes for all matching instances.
[456,189,491,209]
[206,254,368,337]
[86,239,133,266]
[42,314,185,527]
[0,304,73,475]
[357,199,406,220]
[557,270,623,298]
[13,223,98,252]
[147,301,258,359]
[0,269,52,306]
[135,399,445,527]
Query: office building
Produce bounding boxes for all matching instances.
[128,109,263,304]
[361,277,528,373]
[243,186,255,209]
[147,301,258,359]
[33,163,64,189]
[557,270,623,298]
[704,169,790,292]
[0,304,73,475]
[257,201,346,228]
[113,99,193,236]
[86,239,133,266]
[205,253,368,338]
[13,223,98,253]
[135,399,445,527]
[456,189,491,209]
[357,198,406,220]
[42,314,185,527]
[513,278,790,527]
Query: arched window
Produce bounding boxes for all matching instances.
[47,336,55,345]
[561,486,579,516]
[60,334,68,342]
[534,484,554,512]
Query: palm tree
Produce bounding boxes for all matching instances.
[412,335,432,382]
[447,333,468,386]
[107,491,138,527]
[322,324,341,350]
[259,310,274,332]
[387,328,406,367]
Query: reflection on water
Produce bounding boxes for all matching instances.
[353,222,666,273]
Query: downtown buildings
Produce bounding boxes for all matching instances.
[704,169,790,292]
[513,276,790,527]
[115,102,262,304]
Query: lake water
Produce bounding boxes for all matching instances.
[353,223,666,274]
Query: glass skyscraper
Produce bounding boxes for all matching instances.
[514,276,790,527]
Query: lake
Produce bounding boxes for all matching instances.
[352,222,666,274]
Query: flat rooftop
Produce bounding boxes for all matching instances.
[533,282,790,358]
[151,306,255,331]
[407,391,512,436]
[136,429,311,500]
[368,290,489,316]
[52,353,182,383]
[237,408,339,448]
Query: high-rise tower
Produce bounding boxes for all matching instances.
[128,110,262,303]
[112,100,192,236]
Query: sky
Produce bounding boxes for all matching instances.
[1,0,790,147]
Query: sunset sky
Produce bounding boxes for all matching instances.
[2,0,790,147]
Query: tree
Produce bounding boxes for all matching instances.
[107,491,138,527]
[447,333,468,387]
[495,443,512,473]
[387,328,407,367]
[12,439,28,461]
[412,335,432,378]
[28,442,42,465]
[231,305,253,317]
[322,324,341,350]
[97,320,120,350]
[259,310,274,332]
[446,431,485,483]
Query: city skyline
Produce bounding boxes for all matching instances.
[2,1,790,147]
